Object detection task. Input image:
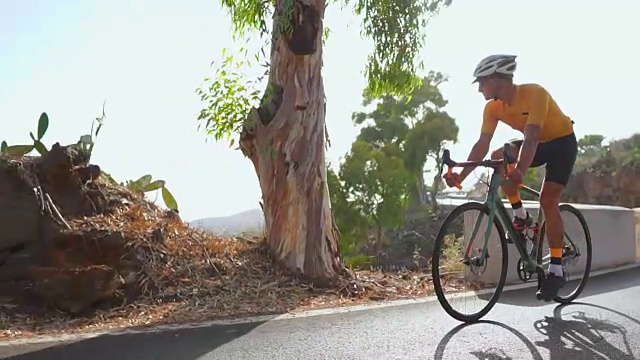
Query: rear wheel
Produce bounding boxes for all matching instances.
[431,201,509,323]
[536,203,592,303]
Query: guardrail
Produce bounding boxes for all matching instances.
[464,202,638,286]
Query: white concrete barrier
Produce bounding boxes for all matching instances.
[463,201,637,286]
[634,208,640,261]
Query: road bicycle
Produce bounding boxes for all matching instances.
[431,143,593,323]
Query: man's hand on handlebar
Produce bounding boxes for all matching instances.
[443,172,463,189]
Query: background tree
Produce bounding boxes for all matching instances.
[575,133,606,172]
[608,133,640,171]
[351,72,459,212]
[195,0,453,284]
[338,140,411,253]
[578,134,605,155]
[326,164,368,255]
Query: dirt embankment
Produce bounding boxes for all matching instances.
[0,142,436,340]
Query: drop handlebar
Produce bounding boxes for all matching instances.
[441,143,518,189]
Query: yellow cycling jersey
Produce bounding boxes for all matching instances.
[480,83,574,143]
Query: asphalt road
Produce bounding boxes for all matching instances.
[2,266,640,360]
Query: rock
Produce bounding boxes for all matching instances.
[0,159,43,253]
[31,265,125,315]
[50,230,128,267]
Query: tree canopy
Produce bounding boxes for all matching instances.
[197,0,454,144]
[350,72,458,208]
[220,0,451,95]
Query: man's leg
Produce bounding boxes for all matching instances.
[536,133,578,301]
[538,181,566,288]
[490,142,532,229]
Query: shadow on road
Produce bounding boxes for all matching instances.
[433,301,640,360]
[533,302,639,359]
[433,319,544,360]
[2,319,271,360]
[487,266,640,307]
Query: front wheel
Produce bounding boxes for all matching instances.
[431,201,509,323]
[536,203,593,303]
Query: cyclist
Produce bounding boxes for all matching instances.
[444,54,578,301]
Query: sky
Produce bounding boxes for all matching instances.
[2,0,639,221]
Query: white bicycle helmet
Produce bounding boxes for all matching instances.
[472,54,517,83]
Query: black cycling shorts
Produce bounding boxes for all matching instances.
[510,132,578,186]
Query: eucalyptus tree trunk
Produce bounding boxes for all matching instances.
[238,0,346,285]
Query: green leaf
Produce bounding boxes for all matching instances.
[29,132,36,142]
[143,180,166,192]
[0,141,7,154]
[342,0,452,97]
[196,46,264,147]
[5,145,34,156]
[33,140,48,156]
[134,174,153,187]
[161,187,179,211]
[37,112,49,140]
[94,122,103,138]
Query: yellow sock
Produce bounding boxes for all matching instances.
[507,193,521,205]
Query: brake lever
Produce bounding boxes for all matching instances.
[441,149,462,189]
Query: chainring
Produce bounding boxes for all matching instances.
[517,257,535,282]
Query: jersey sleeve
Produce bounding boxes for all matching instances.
[480,101,499,136]
[525,85,550,126]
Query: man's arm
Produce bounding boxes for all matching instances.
[460,133,492,180]
[459,102,498,180]
[517,125,541,172]
[516,86,549,172]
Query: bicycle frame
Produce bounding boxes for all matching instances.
[442,144,581,275]
[467,167,544,273]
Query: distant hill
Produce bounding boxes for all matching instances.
[189,208,264,235]
[189,192,469,235]
[189,197,467,236]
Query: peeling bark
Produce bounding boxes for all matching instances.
[239,0,346,286]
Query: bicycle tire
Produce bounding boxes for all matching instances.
[536,203,593,303]
[431,201,509,323]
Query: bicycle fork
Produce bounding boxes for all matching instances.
[461,206,495,268]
